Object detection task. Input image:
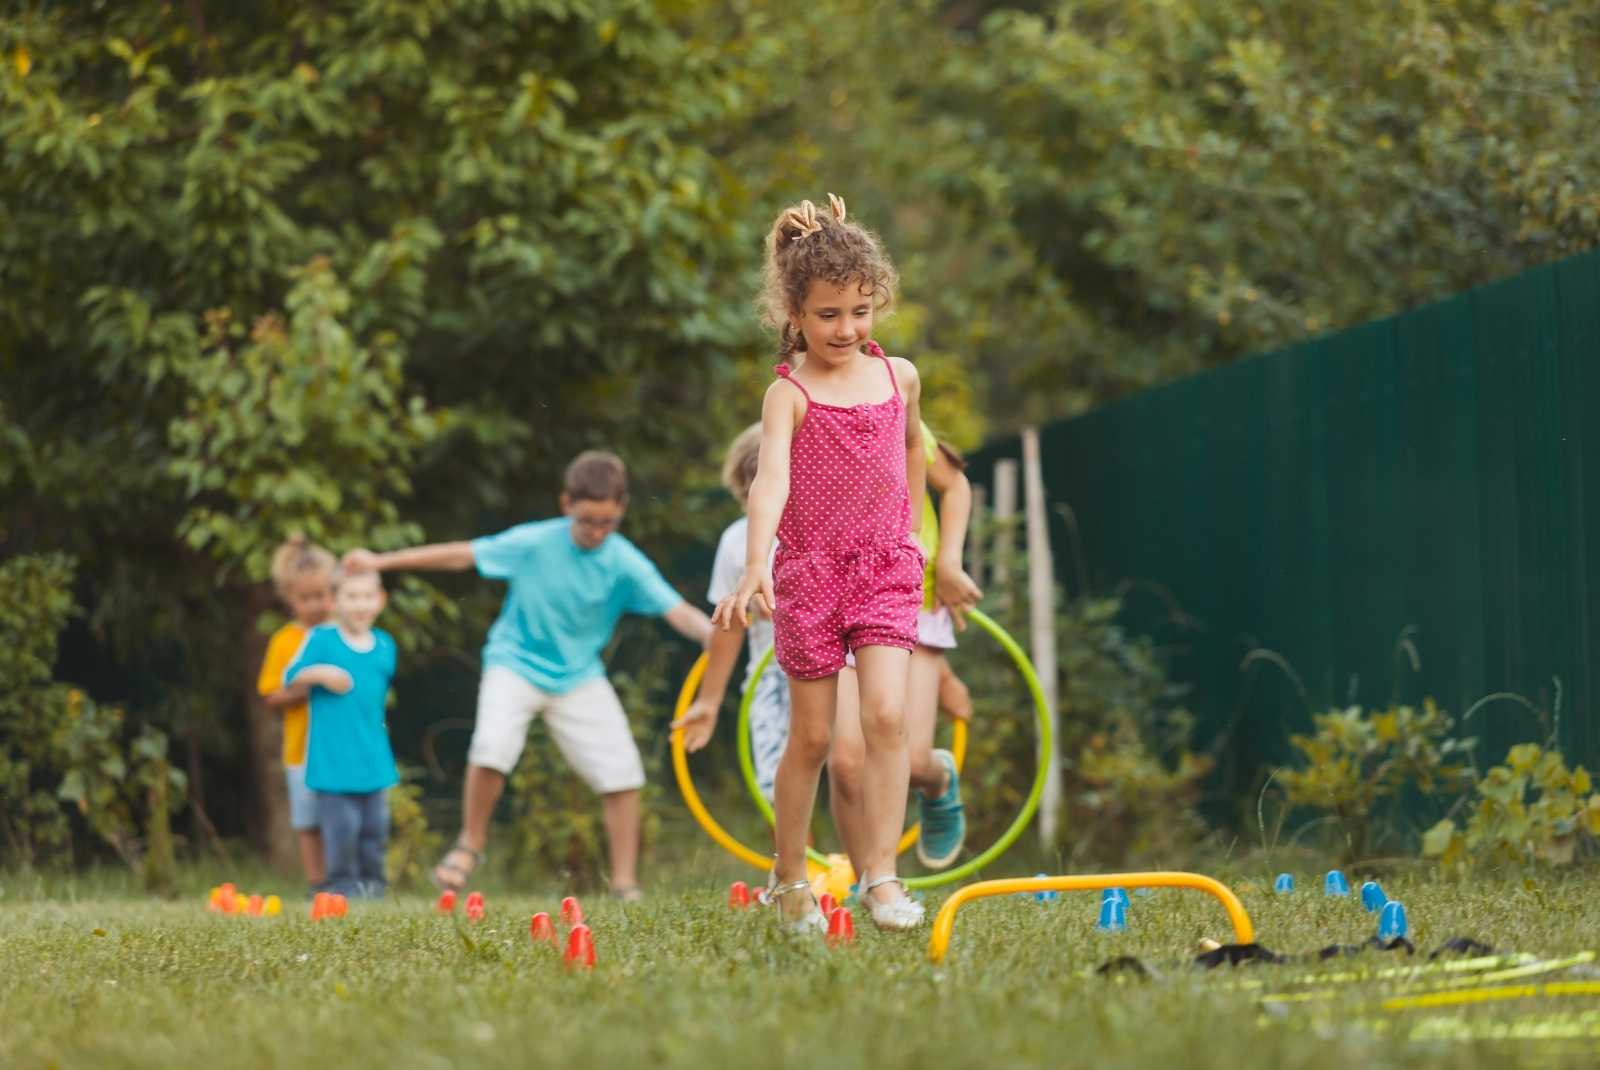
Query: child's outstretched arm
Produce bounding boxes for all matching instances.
[669,622,746,752]
[927,442,983,630]
[343,542,475,574]
[713,382,796,630]
[662,601,713,647]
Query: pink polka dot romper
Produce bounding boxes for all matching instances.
[771,344,926,680]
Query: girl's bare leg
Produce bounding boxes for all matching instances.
[772,673,838,920]
[826,667,871,873]
[851,644,913,905]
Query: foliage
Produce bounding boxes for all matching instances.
[702,0,1600,424]
[0,553,186,873]
[1424,743,1600,869]
[384,768,442,890]
[1277,699,1475,863]
[0,0,756,853]
[6,0,1600,866]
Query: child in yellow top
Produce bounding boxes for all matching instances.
[256,535,335,889]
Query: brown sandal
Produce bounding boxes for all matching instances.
[430,842,485,892]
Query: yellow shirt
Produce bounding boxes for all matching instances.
[257,622,310,766]
[918,422,940,609]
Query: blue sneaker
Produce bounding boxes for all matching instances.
[916,748,966,869]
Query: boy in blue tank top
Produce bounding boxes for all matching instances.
[342,451,711,899]
[285,568,398,899]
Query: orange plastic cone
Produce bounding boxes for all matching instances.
[330,894,348,918]
[826,907,855,948]
[247,894,264,917]
[311,892,331,920]
[530,912,557,946]
[563,924,596,969]
[728,881,752,910]
[560,896,584,926]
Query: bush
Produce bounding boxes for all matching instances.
[1424,743,1600,868]
[0,553,186,881]
[385,768,442,890]
[1276,699,1475,864]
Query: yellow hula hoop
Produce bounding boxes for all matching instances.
[669,653,825,877]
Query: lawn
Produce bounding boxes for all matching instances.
[4,858,1600,1069]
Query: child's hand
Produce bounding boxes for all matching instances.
[934,561,983,631]
[670,697,719,753]
[301,665,354,694]
[712,568,774,631]
[342,548,381,574]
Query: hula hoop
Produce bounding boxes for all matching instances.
[736,647,968,860]
[670,607,1052,890]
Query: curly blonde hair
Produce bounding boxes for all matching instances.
[758,194,898,360]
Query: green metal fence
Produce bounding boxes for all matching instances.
[970,247,1600,805]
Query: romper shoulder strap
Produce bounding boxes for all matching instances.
[773,362,813,404]
[866,341,900,399]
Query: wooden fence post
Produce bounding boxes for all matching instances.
[1021,428,1061,848]
[992,460,1018,614]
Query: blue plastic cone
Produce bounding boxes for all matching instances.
[1273,873,1295,894]
[1102,887,1130,909]
[1032,873,1058,903]
[1323,870,1351,897]
[1096,896,1127,933]
[1359,881,1387,913]
[1378,900,1409,941]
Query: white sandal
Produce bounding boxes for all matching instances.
[858,870,925,931]
[766,868,826,935]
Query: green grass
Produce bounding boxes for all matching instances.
[4,859,1600,1069]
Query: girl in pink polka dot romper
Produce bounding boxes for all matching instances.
[712,194,928,934]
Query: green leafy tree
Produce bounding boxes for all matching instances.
[1,1,754,862]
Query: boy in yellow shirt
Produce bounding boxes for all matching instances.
[256,536,336,889]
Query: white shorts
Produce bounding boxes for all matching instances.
[916,607,958,650]
[466,666,646,794]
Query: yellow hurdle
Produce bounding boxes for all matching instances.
[928,871,1255,964]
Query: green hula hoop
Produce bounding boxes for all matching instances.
[736,607,1052,890]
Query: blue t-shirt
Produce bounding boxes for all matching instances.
[287,625,399,794]
[472,518,683,694]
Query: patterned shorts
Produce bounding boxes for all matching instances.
[772,537,925,679]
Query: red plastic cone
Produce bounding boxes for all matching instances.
[826,907,855,948]
[728,881,752,910]
[817,893,837,918]
[436,890,457,914]
[560,896,584,926]
[564,924,597,969]
[464,891,485,921]
[530,911,557,945]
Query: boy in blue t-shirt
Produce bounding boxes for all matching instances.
[285,568,398,899]
[342,451,711,899]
